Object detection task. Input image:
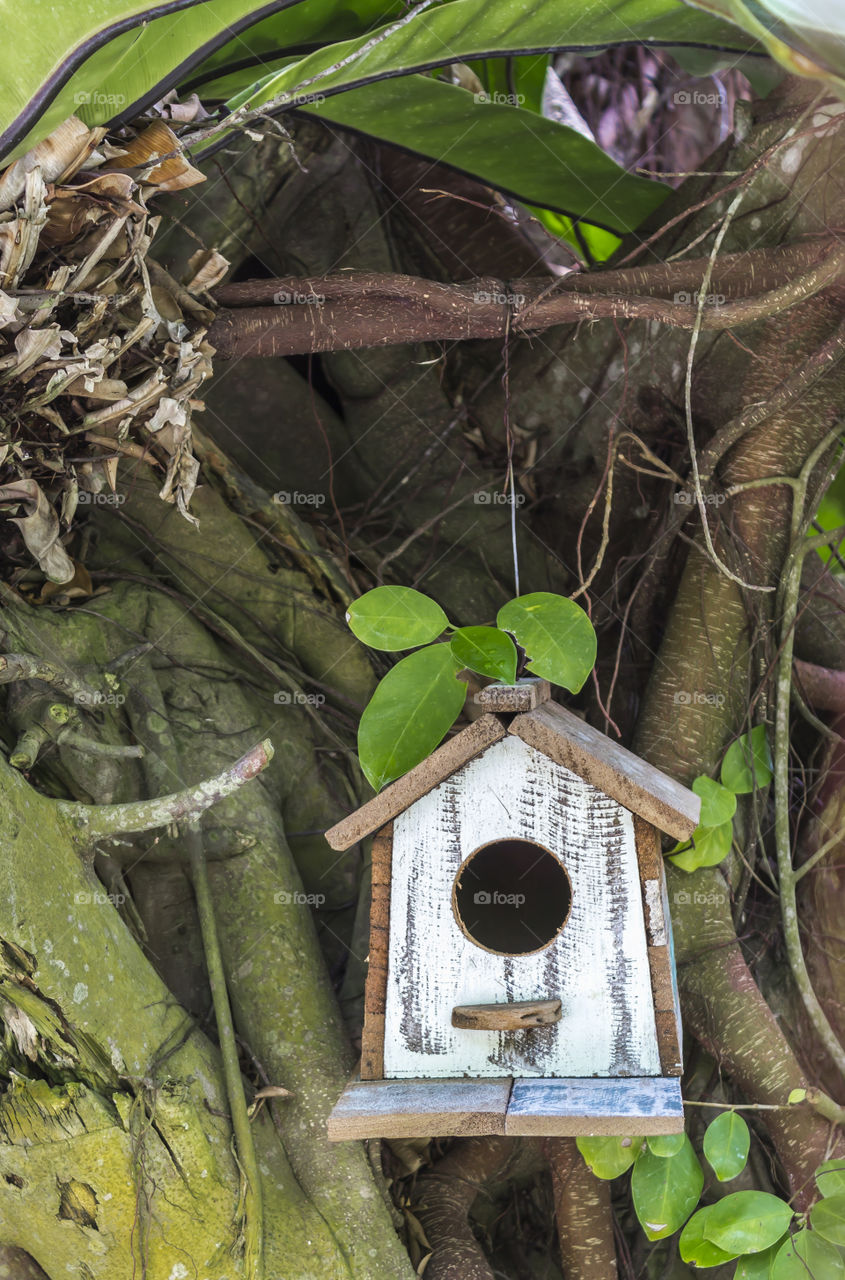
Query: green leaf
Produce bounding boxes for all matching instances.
[816,1159,845,1198]
[496,593,596,693]
[470,52,548,114]
[669,821,733,872]
[450,627,518,684]
[576,1135,641,1180]
[526,203,622,264]
[0,0,762,166]
[720,726,773,794]
[683,0,845,97]
[733,1239,789,1279]
[186,0,404,100]
[810,1193,845,1246]
[347,586,448,651]
[223,0,761,132]
[647,1133,686,1157]
[631,1136,704,1241]
[704,1192,794,1255]
[787,1088,807,1105]
[208,0,760,237]
[703,1112,751,1182]
[772,1229,845,1279]
[693,776,738,826]
[681,1207,741,1267]
[1,0,303,165]
[301,76,666,234]
[812,461,845,564]
[357,645,466,790]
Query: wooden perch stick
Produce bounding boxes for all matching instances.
[208,240,845,359]
[57,738,274,844]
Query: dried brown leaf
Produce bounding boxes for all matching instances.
[0,289,18,328]
[37,559,93,602]
[14,325,62,372]
[104,122,205,192]
[0,479,74,582]
[0,169,48,288]
[184,249,229,294]
[0,117,104,213]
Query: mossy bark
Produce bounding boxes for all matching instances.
[0,756,355,1278]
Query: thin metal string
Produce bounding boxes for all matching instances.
[502,297,520,597]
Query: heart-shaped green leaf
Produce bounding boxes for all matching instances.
[680,1207,741,1267]
[704,1192,794,1255]
[669,821,733,871]
[357,644,466,790]
[647,1133,686,1157]
[496,593,596,693]
[347,585,449,651]
[450,626,518,684]
[816,1158,845,1198]
[576,1135,642,1180]
[811,1193,845,1246]
[693,775,738,826]
[703,1111,751,1182]
[772,1229,845,1279]
[720,726,773,794]
[631,1136,703,1240]
[733,1239,789,1278]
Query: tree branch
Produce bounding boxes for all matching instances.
[186,823,264,1280]
[207,240,845,359]
[57,739,274,845]
[0,653,102,705]
[774,433,845,1076]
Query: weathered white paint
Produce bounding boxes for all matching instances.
[384,735,661,1078]
[643,879,667,946]
[662,869,683,1056]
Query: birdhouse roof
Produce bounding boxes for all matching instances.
[325,701,700,850]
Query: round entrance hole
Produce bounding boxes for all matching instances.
[452,838,572,956]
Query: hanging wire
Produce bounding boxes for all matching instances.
[502,300,521,597]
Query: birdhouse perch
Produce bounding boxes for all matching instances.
[325,679,700,1140]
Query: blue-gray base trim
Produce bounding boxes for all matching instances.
[328,1075,684,1140]
[506,1076,684,1135]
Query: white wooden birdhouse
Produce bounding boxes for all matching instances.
[326,680,700,1140]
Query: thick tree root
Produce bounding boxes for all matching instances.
[542,1139,617,1279]
[413,1137,516,1280]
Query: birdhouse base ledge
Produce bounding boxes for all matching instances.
[327,1075,684,1140]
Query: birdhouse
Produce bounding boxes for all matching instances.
[326,679,700,1140]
